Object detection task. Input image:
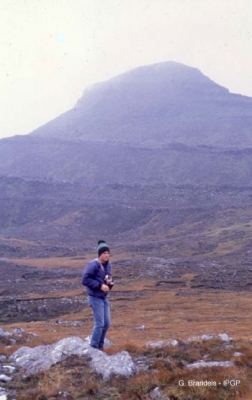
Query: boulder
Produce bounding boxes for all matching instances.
[10,336,136,379]
[88,347,136,380]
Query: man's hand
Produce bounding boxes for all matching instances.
[101,284,110,292]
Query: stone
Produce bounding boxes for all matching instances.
[88,347,136,380]
[132,325,146,331]
[0,329,9,338]
[186,333,232,343]
[167,339,178,346]
[218,333,231,342]
[149,386,169,399]
[0,375,11,383]
[2,365,15,374]
[10,336,136,380]
[186,360,235,369]
[10,336,90,375]
[147,341,165,348]
[150,387,162,399]
[0,389,7,400]
[12,328,25,335]
[147,339,178,348]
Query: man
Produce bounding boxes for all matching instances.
[82,240,113,350]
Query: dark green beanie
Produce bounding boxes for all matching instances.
[97,240,110,256]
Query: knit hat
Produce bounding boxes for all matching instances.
[97,240,110,257]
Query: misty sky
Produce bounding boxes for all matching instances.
[1,0,252,139]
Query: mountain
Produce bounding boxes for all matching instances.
[0,61,252,185]
[0,62,252,261]
[30,61,252,148]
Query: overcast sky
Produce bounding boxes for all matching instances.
[1,0,252,139]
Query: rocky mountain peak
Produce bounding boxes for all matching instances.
[29,61,252,148]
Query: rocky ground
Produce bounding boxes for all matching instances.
[0,179,251,398]
[1,256,252,326]
[0,327,251,400]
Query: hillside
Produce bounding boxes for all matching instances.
[30,61,252,148]
[0,176,251,263]
[0,61,252,187]
[0,61,251,258]
[0,138,252,186]
[1,62,252,400]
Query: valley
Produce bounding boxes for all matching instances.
[0,62,252,399]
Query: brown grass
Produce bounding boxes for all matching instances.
[10,340,252,400]
[3,253,252,399]
[4,281,252,346]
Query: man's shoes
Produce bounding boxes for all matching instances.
[90,344,105,352]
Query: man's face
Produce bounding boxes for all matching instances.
[99,251,110,263]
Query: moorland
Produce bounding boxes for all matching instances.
[0,62,252,399]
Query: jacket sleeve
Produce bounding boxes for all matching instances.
[82,261,102,290]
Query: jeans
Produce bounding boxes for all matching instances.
[88,295,110,349]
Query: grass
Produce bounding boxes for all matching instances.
[3,284,252,399]
[2,251,252,399]
[7,339,252,400]
[3,276,252,345]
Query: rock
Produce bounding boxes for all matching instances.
[10,336,90,375]
[187,360,235,369]
[149,386,169,399]
[218,333,231,342]
[150,387,162,399]
[0,388,7,400]
[132,325,146,331]
[0,330,9,338]
[186,333,232,343]
[0,375,11,383]
[88,347,136,380]
[58,391,72,399]
[2,365,15,374]
[12,328,25,335]
[167,339,178,346]
[147,339,178,348]
[133,356,149,372]
[147,341,165,348]
[10,336,136,379]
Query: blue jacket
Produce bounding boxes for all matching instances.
[82,258,112,299]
